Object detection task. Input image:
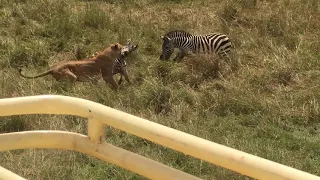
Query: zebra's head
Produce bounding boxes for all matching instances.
[121,39,139,56]
[159,36,174,60]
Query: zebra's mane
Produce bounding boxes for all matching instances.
[164,30,192,38]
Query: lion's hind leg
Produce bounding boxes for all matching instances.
[59,69,77,82]
[51,69,77,91]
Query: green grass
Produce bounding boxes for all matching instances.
[1,0,320,179]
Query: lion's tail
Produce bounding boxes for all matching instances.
[18,68,53,79]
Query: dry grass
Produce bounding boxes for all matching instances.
[1,0,320,179]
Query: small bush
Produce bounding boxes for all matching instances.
[141,82,172,115]
[154,61,173,83]
[185,54,221,79]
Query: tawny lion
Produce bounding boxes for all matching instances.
[19,43,126,90]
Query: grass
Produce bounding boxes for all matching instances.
[1,0,320,179]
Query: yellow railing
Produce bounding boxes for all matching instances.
[0,95,319,180]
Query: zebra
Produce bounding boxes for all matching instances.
[90,39,138,85]
[159,30,232,61]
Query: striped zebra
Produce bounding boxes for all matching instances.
[159,30,232,61]
[90,39,138,85]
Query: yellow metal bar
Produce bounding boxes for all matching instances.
[87,118,105,143]
[0,165,26,180]
[0,131,200,180]
[0,95,319,180]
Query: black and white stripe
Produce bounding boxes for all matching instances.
[159,30,232,61]
[90,51,126,76]
[112,56,127,75]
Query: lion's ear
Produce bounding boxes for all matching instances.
[111,44,119,50]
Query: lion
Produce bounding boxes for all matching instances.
[19,43,126,91]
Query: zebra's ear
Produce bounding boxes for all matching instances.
[160,36,171,41]
[126,39,132,45]
[133,45,138,50]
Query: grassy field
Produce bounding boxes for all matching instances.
[1,0,320,179]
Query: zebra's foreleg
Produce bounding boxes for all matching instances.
[121,66,132,85]
[172,52,181,61]
[118,75,124,85]
[173,51,187,62]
